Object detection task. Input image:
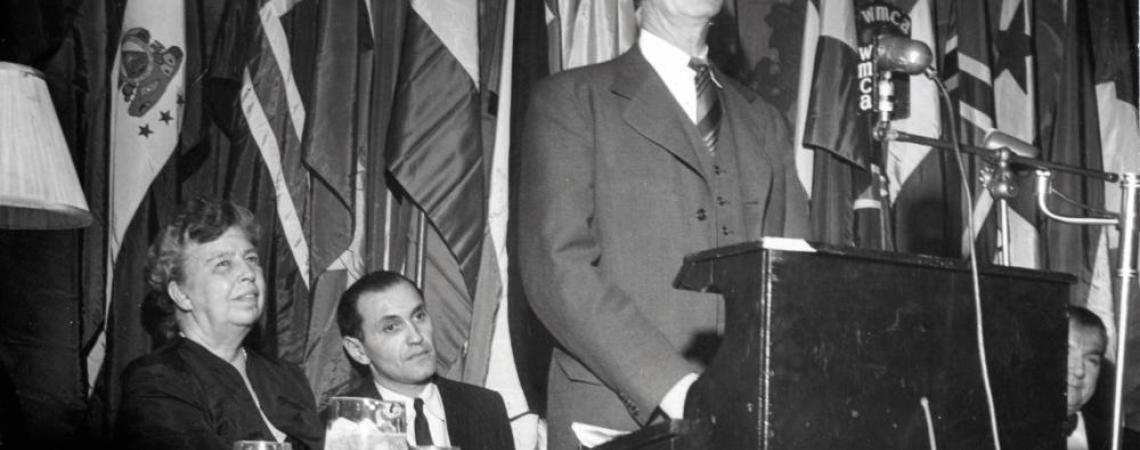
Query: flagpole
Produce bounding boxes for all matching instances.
[416,208,427,288]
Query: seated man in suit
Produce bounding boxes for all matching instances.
[335,271,514,449]
[1066,306,1139,450]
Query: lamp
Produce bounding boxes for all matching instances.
[0,61,92,229]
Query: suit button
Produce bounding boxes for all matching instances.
[716,196,728,206]
[696,209,707,221]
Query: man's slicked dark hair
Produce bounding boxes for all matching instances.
[337,271,421,340]
[1067,305,1108,355]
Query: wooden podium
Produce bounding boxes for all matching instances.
[597,240,1071,450]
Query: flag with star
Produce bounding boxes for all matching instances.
[942,0,998,259]
[89,0,186,391]
[943,0,1040,266]
[987,0,1039,268]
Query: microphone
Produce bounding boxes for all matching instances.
[873,35,933,130]
[874,35,934,76]
[983,130,1040,158]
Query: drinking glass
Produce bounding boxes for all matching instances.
[324,396,408,450]
[231,441,292,450]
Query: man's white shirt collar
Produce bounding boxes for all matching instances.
[374,381,450,446]
[639,30,711,124]
[1067,411,1089,450]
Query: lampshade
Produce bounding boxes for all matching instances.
[0,61,92,229]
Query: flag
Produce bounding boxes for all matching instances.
[887,0,956,257]
[1036,0,1106,316]
[204,0,321,367]
[942,0,1038,265]
[379,0,487,380]
[298,0,374,403]
[988,0,1040,268]
[87,0,186,392]
[386,0,484,301]
[943,0,997,259]
[800,0,877,247]
[1086,0,1140,425]
[546,0,636,73]
[478,4,544,448]
[793,0,822,198]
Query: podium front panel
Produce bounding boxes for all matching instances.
[677,241,1070,450]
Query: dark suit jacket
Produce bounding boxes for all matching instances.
[519,42,808,446]
[114,338,324,450]
[341,376,514,450]
[1082,412,1140,450]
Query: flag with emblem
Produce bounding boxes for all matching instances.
[87,0,186,391]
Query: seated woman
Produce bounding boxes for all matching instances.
[114,198,323,449]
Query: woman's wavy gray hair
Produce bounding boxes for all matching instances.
[142,198,259,341]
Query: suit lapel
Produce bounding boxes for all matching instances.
[436,378,469,447]
[613,47,706,179]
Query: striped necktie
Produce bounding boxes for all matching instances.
[689,57,722,151]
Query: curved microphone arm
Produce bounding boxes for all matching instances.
[1036,169,1140,450]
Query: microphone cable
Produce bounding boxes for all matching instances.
[931,72,1002,450]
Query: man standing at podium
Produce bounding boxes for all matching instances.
[519,0,808,447]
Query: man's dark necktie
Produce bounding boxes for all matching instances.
[689,58,722,152]
[413,397,433,446]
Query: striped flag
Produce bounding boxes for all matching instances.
[88,0,186,390]
[943,0,997,258]
[943,0,1039,265]
[203,0,317,365]
[206,0,313,292]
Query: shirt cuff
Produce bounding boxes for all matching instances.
[658,373,699,419]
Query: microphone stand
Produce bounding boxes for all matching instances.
[878,124,1137,450]
[1036,170,1140,450]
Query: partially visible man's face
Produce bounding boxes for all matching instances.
[345,282,437,395]
[643,0,723,22]
[1067,319,1105,416]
